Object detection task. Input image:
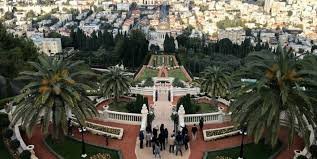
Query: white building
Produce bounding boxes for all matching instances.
[218,29,246,45]
[41,38,63,56]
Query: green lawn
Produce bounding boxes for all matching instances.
[0,137,12,159]
[108,101,130,113]
[46,136,120,159]
[206,141,282,159]
[196,103,218,113]
[137,68,158,81]
[169,68,188,81]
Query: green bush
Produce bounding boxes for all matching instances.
[3,128,13,139]
[172,78,185,88]
[0,113,10,128]
[143,77,154,87]
[126,95,149,113]
[297,155,308,159]
[20,150,31,159]
[10,139,20,150]
[176,94,199,114]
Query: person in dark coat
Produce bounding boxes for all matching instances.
[175,131,183,145]
[139,130,144,149]
[163,128,168,144]
[152,136,157,154]
[153,125,158,139]
[160,124,164,133]
[183,133,189,150]
[158,132,165,150]
[191,124,198,140]
[181,125,188,137]
[199,117,204,131]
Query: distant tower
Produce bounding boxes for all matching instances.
[264,0,274,13]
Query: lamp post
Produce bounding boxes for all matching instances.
[78,126,87,158]
[238,126,247,159]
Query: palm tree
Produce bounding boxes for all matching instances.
[231,48,317,146]
[100,66,131,103]
[200,66,231,98]
[11,55,98,141]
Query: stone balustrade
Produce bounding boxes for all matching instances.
[184,112,224,125]
[99,107,143,125]
[130,87,154,96]
[172,87,201,96]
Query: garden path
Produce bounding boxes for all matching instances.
[135,86,190,159]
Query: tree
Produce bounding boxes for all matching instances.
[11,55,98,141]
[26,10,35,19]
[4,11,14,20]
[200,66,231,99]
[231,48,317,147]
[0,23,38,78]
[100,66,131,103]
[176,94,198,114]
[164,34,175,53]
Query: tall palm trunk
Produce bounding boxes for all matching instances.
[52,96,65,142]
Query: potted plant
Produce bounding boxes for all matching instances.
[20,150,31,159]
[3,128,13,139]
[10,139,20,150]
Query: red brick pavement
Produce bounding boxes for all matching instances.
[187,123,304,159]
[73,119,140,159]
[22,126,57,159]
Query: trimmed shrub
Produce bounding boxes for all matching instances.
[10,139,20,150]
[0,113,10,128]
[176,94,199,114]
[3,128,13,139]
[143,77,154,87]
[126,94,148,113]
[20,150,31,159]
[172,78,185,88]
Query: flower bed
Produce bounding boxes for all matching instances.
[90,153,112,159]
[72,121,124,139]
[203,126,239,141]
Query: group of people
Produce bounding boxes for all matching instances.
[138,118,204,158]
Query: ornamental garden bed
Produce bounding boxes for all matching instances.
[45,136,120,159]
[135,68,158,81]
[72,121,124,139]
[205,140,283,159]
[168,68,188,82]
[195,103,218,114]
[203,126,239,141]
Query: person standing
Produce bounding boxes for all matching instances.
[175,142,183,156]
[191,124,198,140]
[145,129,152,147]
[152,136,157,154]
[184,133,189,150]
[164,128,168,144]
[199,117,204,131]
[153,125,158,139]
[168,134,175,153]
[158,132,165,150]
[160,124,164,133]
[154,142,161,158]
[139,131,144,149]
